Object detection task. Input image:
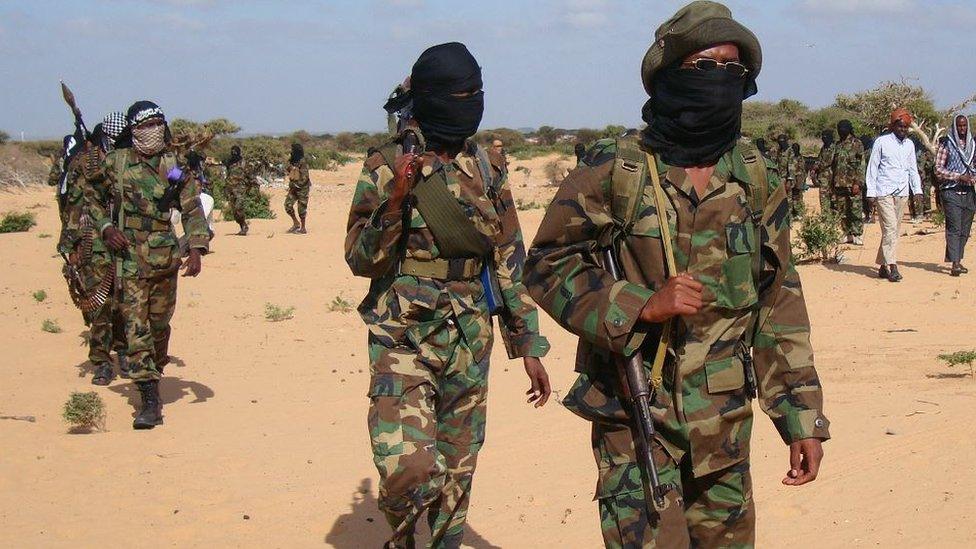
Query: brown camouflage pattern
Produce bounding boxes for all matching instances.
[524,140,829,545]
[285,158,311,218]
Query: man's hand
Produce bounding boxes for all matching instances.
[523,356,550,408]
[851,183,861,196]
[387,153,422,211]
[102,226,129,252]
[639,273,703,323]
[782,438,824,486]
[181,248,202,277]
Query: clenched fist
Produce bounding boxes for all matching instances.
[639,273,704,323]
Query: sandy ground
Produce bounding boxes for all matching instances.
[1,154,975,548]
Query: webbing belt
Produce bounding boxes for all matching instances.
[646,152,675,391]
[400,257,482,281]
[123,215,171,232]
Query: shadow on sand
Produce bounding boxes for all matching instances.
[107,361,215,419]
[324,478,501,549]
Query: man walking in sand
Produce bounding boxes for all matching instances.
[935,113,976,276]
[865,109,923,282]
[525,2,829,545]
[345,42,551,548]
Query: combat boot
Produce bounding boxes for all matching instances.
[133,380,163,430]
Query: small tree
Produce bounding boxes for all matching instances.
[794,209,843,262]
[0,130,9,144]
[937,350,976,378]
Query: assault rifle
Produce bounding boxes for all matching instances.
[602,246,670,516]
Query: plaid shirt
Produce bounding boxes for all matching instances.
[935,143,961,182]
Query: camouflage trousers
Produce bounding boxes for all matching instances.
[818,186,835,214]
[285,182,310,218]
[594,422,755,548]
[120,270,178,382]
[224,183,247,224]
[366,292,491,549]
[85,263,126,366]
[834,188,864,237]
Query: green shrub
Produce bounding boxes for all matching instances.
[209,175,276,220]
[931,211,945,227]
[328,296,353,314]
[794,209,843,262]
[42,319,61,333]
[32,290,47,302]
[264,303,295,322]
[62,391,106,431]
[937,350,976,378]
[0,211,37,233]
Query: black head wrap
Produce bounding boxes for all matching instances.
[754,138,767,155]
[641,62,757,167]
[837,119,854,140]
[776,134,789,150]
[791,142,800,155]
[821,130,834,147]
[115,100,170,149]
[226,145,242,167]
[290,142,304,164]
[410,42,484,147]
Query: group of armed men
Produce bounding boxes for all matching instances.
[754,124,938,247]
[47,101,313,429]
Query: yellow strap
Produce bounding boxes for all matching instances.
[646,152,675,390]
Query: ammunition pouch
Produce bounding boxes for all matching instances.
[400,257,482,281]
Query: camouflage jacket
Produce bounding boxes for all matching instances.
[525,141,829,478]
[345,138,549,359]
[58,145,111,267]
[772,146,791,182]
[85,147,210,278]
[790,152,807,191]
[226,159,254,190]
[287,159,310,189]
[814,144,835,189]
[830,135,865,189]
[917,148,935,187]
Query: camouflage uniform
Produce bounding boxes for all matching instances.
[86,148,210,381]
[524,140,830,547]
[912,148,936,217]
[224,159,253,225]
[59,146,127,368]
[771,145,797,218]
[345,136,549,547]
[285,159,311,219]
[828,135,865,238]
[788,151,807,218]
[814,143,836,213]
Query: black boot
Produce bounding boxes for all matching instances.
[133,380,163,430]
[117,352,130,379]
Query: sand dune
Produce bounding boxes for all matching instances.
[1,156,974,547]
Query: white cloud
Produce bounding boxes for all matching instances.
[563,0,609,29]
[797,0,915,14]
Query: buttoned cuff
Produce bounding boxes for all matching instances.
[604,281,655,356]
[187,235,210,253]
[772,409,831,445]
[503,333,550,359]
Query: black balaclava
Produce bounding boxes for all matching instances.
[574,143,586,161]
[641,62,757,167]
[860,135,874,151]
[837,119,854,141]
[821,130,834,148]
[791,142,801,156]
[755,138,768,156]
[410,42,484,148]
[226,145,242,167]
[776,134,789,151]
[289,143,304,164]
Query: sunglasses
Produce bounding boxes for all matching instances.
[682,58,749,77]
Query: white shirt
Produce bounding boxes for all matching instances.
[865,133,923,198]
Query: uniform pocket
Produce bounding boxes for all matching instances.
[717,222,758,310]
[145,232,178,270]
[704,356,746,393]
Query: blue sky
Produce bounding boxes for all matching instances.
[2,0,974,138]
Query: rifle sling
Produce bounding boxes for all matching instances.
[646,152,674,391]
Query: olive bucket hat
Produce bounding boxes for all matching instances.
[641,0,762,94]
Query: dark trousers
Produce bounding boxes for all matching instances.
[942,188,976,263]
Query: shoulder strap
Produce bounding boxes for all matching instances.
[472,144,500,193]
[645,152,674,391]
[609,137,648,230]
[739,144,770,350]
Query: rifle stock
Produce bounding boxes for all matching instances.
[602,247,669,515]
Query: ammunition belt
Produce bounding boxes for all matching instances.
[79,214,94,265]
[123,215,171,232]
[400,257,482,281]
[64,264,114,314]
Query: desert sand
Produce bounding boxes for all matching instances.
[1,154,974,548]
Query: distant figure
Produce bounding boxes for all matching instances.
[574,142,586,166]
[224,145,252,235]
[813,129,836,213]
[831,120,866,245]
[860,134,876,221]
[491,139,507,169]
[865,108,923,282]
[754,136,769,158]
[789,142,806,217]
[935,113,975,276]
[912,138,936,221]
[285,142,310,234]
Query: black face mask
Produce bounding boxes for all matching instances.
[290,145,303,164]
[821,134,834,147]
[410,42,485,148]
[641,64,756,168]
[226,148,242,167]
